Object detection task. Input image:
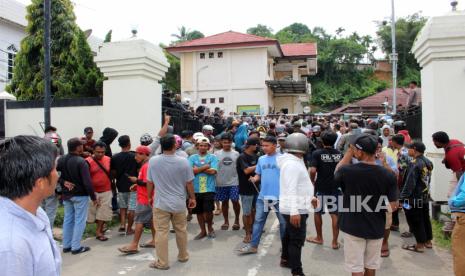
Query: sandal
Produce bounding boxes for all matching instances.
[381,249,390,257]
[401,232,413,238]
[149,261,169,270]
[118,227,126,233]
[194,233,207,240]
[140,243,155,248]
[306,237,323,245]
[221,224,229,230]
[118,246,139,255]
[402,244,424,253]
[126,230,135,236]
[96,235,108,241]
[332,243,341,250]
[232,224,240,231]
[207,231,216,239]
[237,244,257,255]
[214,209,221,216]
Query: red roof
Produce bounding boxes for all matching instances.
[166,31,279,52]
[330,88,422,114]
[166,31,317,58]
[281,43,317,57]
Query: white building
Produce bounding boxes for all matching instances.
[166,31,317,115]
[0,0,26,92]
[0,0,103,92]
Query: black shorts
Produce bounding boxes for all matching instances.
[192,192,215,214]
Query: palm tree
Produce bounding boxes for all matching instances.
[171,26,189,42]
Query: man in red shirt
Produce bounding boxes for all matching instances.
[81,127,96,158]
[432,131,465,181]
[86,141,113,241]
[118,146,155,254]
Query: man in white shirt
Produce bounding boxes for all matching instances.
[278,133,315,276]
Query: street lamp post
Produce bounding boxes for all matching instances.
[390,0,398,115]
[44,0,51,128]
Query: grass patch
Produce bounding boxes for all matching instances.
[54,205,120,239]
[431,219,451,250]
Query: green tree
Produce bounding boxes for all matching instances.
[309,29,387,107]
[104,29,112,42]
[376,13,427,85]
[7,0,103,100]
[171,26,204,43]
[275,23,316,43]
[247,24,274,38]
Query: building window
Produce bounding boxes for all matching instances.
[6,44,17,81]
[200,53,205,59]
[218,52,223,58]
[209,52,214,58]
[201,98,207,104]
[219,97,224,103]
[210,98,215,104]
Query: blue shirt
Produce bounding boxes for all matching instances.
[450,175,465,213]
[0,197,62,276]
[189,153,219,193]
[255,153,281,200]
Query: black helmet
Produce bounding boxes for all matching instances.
[393,121,407,132]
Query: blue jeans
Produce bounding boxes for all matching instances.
[63,196,90,250]
[41,194,59,227]
[250,198,286,248]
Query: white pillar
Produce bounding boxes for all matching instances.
[412,9,465,202]
[95,39,169,152]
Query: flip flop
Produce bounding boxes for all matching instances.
[232,224,240,231]
[149,261,169,270]
[118,227,126,233]
[332,243,341,250]
[237,244,257,255]
[214,210,221,216]
[306,237,323,245]
[381,249,390,257]
[401,232,413,238]
[96,235,108,242]
[221,224,229,230]
[425,243,433,249]
[140,243,155,248]
[402,244,424,253]
[194,233,207,240]
[208,231,216,239]
[118,247,139,255]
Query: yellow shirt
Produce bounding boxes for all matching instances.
[383,147,399,164]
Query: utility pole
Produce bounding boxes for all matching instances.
[44,0,51,128]
[390,0,398,115]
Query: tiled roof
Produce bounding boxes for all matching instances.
[166,31,317,57]
[172,31,277,48]
[281,43,317,57]
[330,88,422,114]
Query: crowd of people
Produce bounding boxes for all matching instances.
[0,112,464,276]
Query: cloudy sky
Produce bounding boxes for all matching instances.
[17,0,456,47]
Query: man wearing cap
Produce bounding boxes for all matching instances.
[277,133,288,154]
[400,141,433,253]
[278,133,314,275]
[202,125,215,143]
[237,137,260,243]
[188,137,219,239]
[335,134,397,276]
[118,145,155,254]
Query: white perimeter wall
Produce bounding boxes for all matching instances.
[5,105,103,152]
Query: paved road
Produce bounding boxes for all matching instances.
[61,211,453,276]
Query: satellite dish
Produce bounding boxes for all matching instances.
[303,106,311,114]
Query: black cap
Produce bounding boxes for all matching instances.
[406,141,426,153]
[245,137,260,147]
[352,133,378,155]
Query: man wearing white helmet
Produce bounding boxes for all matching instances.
[278,133,314,276]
